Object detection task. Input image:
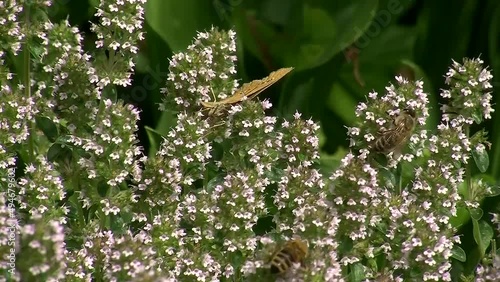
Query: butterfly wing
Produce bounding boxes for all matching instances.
[243,67,294,100]
[203,67,294,107]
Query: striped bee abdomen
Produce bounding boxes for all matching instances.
[269,239,308,275]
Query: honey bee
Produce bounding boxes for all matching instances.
[201,67,293,115]
[269,238,308,275]
[372,108,416,155]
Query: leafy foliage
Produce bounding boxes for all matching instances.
[0,1,499,282]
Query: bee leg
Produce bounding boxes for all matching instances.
[299,259,307,272]
[392,147,403,159]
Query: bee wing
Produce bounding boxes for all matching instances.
[372,128,401,153]
[388,125,413,153]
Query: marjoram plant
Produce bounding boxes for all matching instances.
[0,1,499,281]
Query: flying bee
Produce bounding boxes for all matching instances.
[269,238,308,275]
[201,67,293,116]
[372,108,416,155]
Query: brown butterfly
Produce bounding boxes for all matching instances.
[201,67,293,115]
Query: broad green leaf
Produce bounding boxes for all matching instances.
[472,146,490,173]
[293,0,378,70]
[283,5,336,69]
[472,219,494,257]
[451,245,467,262]
[260,0,301,28]
[235,0,378,71]
[35,116,59,143]
[146,0,218,51]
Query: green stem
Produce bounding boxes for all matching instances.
[465,125,472,200]
[73,164,86,227]
[396,162,402,195]
[24,3,34,162]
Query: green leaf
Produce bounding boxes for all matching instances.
[47,143,72,163]
[318,126,327,148]
[469,208,483,220]
[472,147,490,173]
[205,174,225,193]
[451,245,467,262]
[97,180,110,198]
[318,147,347,175]
[235,0,378,70]
[472,219,494,257]
[35,116,59,143]
[377,166,396,190]
[264,166,286,183]
[449,205,470,228]
[349,263,365,282]
[486,185,500,197]
[277,71,315,118]
[149,111,177,157]
[144,125,162,156]
[295,0,379,70]
[327,82,358,124]
[471,110,483,124]
[110,215,127,234]
[353,26,417,92]
[146,0,219,51]
[102,84,118,102]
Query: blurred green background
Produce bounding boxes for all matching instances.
[53,0,499,275]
